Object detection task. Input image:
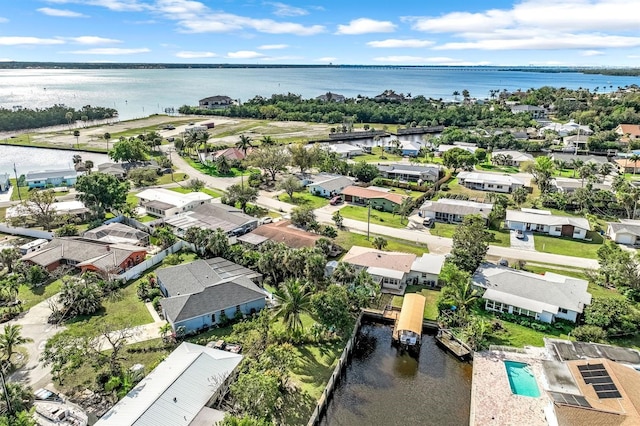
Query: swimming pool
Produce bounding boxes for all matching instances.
[504,361,540,397]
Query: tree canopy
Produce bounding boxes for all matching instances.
[76,172,130,219]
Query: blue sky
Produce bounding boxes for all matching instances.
[1,0,639,65]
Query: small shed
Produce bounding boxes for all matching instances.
[395,293,426,346]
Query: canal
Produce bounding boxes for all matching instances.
[321,323,472,426]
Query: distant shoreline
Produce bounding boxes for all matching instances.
[0,62,638,76]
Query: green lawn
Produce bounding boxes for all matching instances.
[184,157,249,177]
[137,214,157,223]
[0,207,5,221]
[157,172,188,185]
[443,177,491,201]
[334,230,429,256]
[9,179,29,201]
[18,279,63,310]
[278,191,329,210]
[533,232,604,259]
[392,286,440,320]
[168,186,223,198]
[126,192,139,205]
[357,146,404,163]
[339,205,408,229]
[429,222,510,247]
[477,163,520,174]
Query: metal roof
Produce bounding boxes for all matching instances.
[506,210,591,230]
[96,342,242,426]
[396,293,426,336]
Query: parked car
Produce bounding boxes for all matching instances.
[260,217,273,225]
[329,196,343,205]
[516,229,525,240]
[422,217,433,228]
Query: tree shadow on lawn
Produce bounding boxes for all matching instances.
[281,384,317,426]
[291,343,343,394]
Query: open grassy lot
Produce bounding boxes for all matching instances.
[157,172,188,185]
[392,286,440,320]
[277,191,329,209]
[533,231,604,259]
[184,157,249,177]
[339,205,408,229]
[334,230,428,256]
[18,279,63,310]
[476,162,520,174]
[168,186,223,198]
[357,146,404,163]
[429,222,510,247]
[9,179,29,201]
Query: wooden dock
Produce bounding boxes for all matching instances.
[435,329,472,360]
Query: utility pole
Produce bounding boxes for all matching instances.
[13,163,21,202]
[366,200,371,240]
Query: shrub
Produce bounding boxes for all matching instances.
[572,325,606,343]
[440,183,450,191]
[163,253,183,266]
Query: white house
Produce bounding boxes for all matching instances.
[539,120,592,137]
[506,209,590,239]
[457,171,525,193]
[472,263,592,323]
[377,163,441,183]
[6,200,89,220]
[552,178,611,194]
[509,104,547,119]
[408,254,446,287]
[491,150,534,167]
[607,219,640,246]
[420,198,493,223]
[437,144,477,156]
[341,246,416,295]
[95,342,242,426]
[307,175,354,198]
[136,188,212,217]
[326,143,363,158]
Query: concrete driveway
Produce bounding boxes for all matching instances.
[509,230,535,251]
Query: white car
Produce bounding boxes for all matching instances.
[260,217,273,225]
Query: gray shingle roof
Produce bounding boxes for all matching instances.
[420,199,493,218]
[164,203,258,234]
[309,176,354,192]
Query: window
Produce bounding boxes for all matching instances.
[555,227,562,232]
[559,308,568,314]
[211,313,216,323]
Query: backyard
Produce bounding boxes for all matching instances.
[391,286,440,320]
[476,162,520,174]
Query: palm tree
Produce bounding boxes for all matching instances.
[599,162,613,180]
[215,155,231,175]
[372,236,388,250]
[260,135,275,146]
[159,323,172,342]
[332,262,356,285]
[65,111,74,129]
[441,278,479,316]
[73,130,80,149]
[236,134,253,155]
[0,324,33,364]
[103,132,111,151]
[571,159,584,178]
[273,279,312,334]
[630,154,640,175]
[393,197,415,224]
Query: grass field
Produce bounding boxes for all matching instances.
[18,279,63,310]
[429,222,510,247]
[9,179,29,201]
[392,286,440,320]
[277,191,329,209]
[339,205,408,229]
[357,146,404,163]
[184,157,249,177]
[533,231,603,259]
[477,162,520,174]
[157,172,188,185]
[334,230,429,256]
[168,186,223,198]
[0,207,5,221]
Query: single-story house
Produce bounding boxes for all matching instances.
[457,171,525,193]
[472,263,592,323]
[491,150,534,167]
[550,153,609,168]
[21,237,147,275]
[326,143,363,158]
[316,92,346,102]
[199,95,234,109]
[615,124,640,142]
[408,254,446,287]
[539,120,592,137]
[161,203,258,237]
[82,222,150,246]
[341,185,406,212]
[25,169,77,189]
[552,178,611,194]
[0,173,9,192]
[136,188,212,217]
[436,144,477,156]
[200,147,251,163]
[377,163,441,183]
[399,140,422,157]
[308,175,355,198]
[563,134,590,150]
[238,220,320,249]
[505,209,591,239]
[97,161,160,179]
[420,198,493,223]
[95,342,243,426]
[6,200,89,221]
[606,219,640,245]
[342,246,416,295]
[157,259,265,333]
[615,158,640,174]
[509,104,547,119]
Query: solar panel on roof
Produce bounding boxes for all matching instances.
[577,363,621,399]
[549,391,592,408]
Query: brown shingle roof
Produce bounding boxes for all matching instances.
[247,220,320,248]
[341,186,406,205]
[617,124,640,137]
[342,246,416,272]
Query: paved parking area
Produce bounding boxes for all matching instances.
[510,230,535,250]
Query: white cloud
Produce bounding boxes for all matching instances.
[175,51,217,58]
[627,55,640,59]
[258,44,289,50]
[67,36,121,44]
[336,18,396,35]
[434,34,640,50]
[259,55,304,61]
[367,39,434,48]
[315,56,337,62]
[45,0,149,12]
[67,47,150,54]
[582,50,604,56]
[37,7,87,17]
[0,37,64,46]
[0,58,14,62]
[267,2,308,17]
[226,50,264,59]
[373,55,490,65]
[0,17,7,23]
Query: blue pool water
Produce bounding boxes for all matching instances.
[504,361,540,397]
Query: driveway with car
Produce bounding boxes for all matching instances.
[510,229,535,250]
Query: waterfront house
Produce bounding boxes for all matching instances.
[539,120,592,137]
[0,173,9,192]
[136,188,212,217]
[506,209,590,239]
[420,198,493,223]
[399,140,422,157]
[96,342,243,426]
[491,150,534,167]
[82,222,150,246]
[342,246,416,294]
[509,104,547,119]
[457,171,525,193]
[315,92,345,102]
[615,123,640,142]
[341,186,406,212]
[408,254,446,287]
[377,163,441,183]
[472,263,591,323]
[562,134,590,151]
[395,293,426,346]
[198,95,234,109]
[436,144,477,156]
[326,143,363,158]
[606,219,640,246]
[308,175,355,198]
[161,203,258,237]
[157,259,265,333]
[25,169,77,189]
[21,237,147,276]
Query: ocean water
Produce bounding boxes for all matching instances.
[0,67,637,121]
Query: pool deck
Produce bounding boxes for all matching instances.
[470,348,550,426]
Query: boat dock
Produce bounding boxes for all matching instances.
[436,329,472,360]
